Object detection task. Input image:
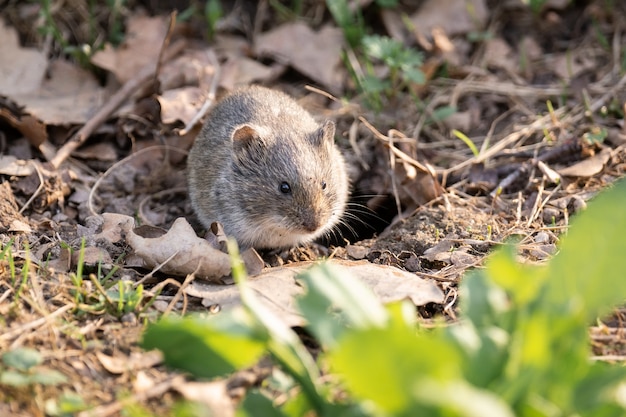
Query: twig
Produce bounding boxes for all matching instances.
[50,33,187,168]
[0,304,73,342]
[18,160,45,214]
[88,145,188,217]
[77,376,185,417]
[178,49,221,135]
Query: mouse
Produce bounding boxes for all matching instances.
[187,85,349,249]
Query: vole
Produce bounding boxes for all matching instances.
[187,85,349,249]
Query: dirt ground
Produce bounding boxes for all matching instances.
[1,0,626,415]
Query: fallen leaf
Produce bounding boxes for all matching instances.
[11,60,106,124]
[0,19,47,96]
[410,0,488,38]
[157,87,205,125]
[219,55,285,90]
[0,155,34,176]
[96,350,163,375]
[91,15,168,84]
[484,38,517,72]
[124,217,233,280]
[187,259,444,327]
[158,48,218,91]
[72,142,118,162]
[557,148,611,177]
[255,23,345,93]
[0,106,47,146]
[172,379,233,417]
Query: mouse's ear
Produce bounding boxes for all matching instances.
[312,120,336,148]
[232,124,265,152]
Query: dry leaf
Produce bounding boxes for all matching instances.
[410,0,488,38]
[0,19,47,96]
[91,15,168,84]
[219,55,284,90]
[187,259,444,328]
[0,107,47,146]
[96,350,163,375]
[157,87,205,125]
[123,217,233,280]
[11,60,106,124]
[557,148,611,177]
[255,23,345,93]
[0,155,34,176]
[172,379,234,417]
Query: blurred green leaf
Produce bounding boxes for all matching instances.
[296,263,387,347]
[544,179,626,321]
[2,347,42,371]
[142,311,267,379]
[0,370,31,387]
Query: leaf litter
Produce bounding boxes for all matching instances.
[0,0,626,414]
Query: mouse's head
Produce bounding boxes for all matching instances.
[228,120,348,249]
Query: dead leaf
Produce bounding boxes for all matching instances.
[0,107,47,146]
[122,216,233,280]
[91,15,168,84]
[157,87,205,125]
[219,55,285,90]
[11,60,106,124]
[96,350,163,374]
[557,148,611,177]
[172,379,234,417]
[0,155,34,176]
[410,0,488,38]
[255,23,345,93]
[158,48,218,91]
[484,38,517,72]
[187,259,444,327]
[72,142,118,162]
[0,19,47,96]
[71,246,113,268]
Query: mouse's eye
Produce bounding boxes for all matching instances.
[279,182,292,194]
[321,181,327,190]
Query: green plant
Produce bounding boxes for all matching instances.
[325,1,428,110]
[204,0,223,40]
[36,0,127,65]
[0,348,67,388]
[143,179,626,416]
[67,239,151,318]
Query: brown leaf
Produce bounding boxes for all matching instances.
[410,0,488,38]
[172,379,233,417]
[557,148,611,177]
[0,19,47,96]
[219,55,285,90]
[157,87,205,125]
[91,15,168,84]
[187,259,444,328]
[0,155,34,176]
[11,60,106,125]
[0,107,47,146]
[255,23,345,93]
[96,350,163,375]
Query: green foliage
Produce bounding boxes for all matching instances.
[45,392,89,416]
[205,0,223,40]
[36,0,127,65]
[0,348,67,388]
[325,0,427,110]
[144,179,626,416]
[68,239,151,318]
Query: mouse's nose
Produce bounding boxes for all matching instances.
[299,209,321,233]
